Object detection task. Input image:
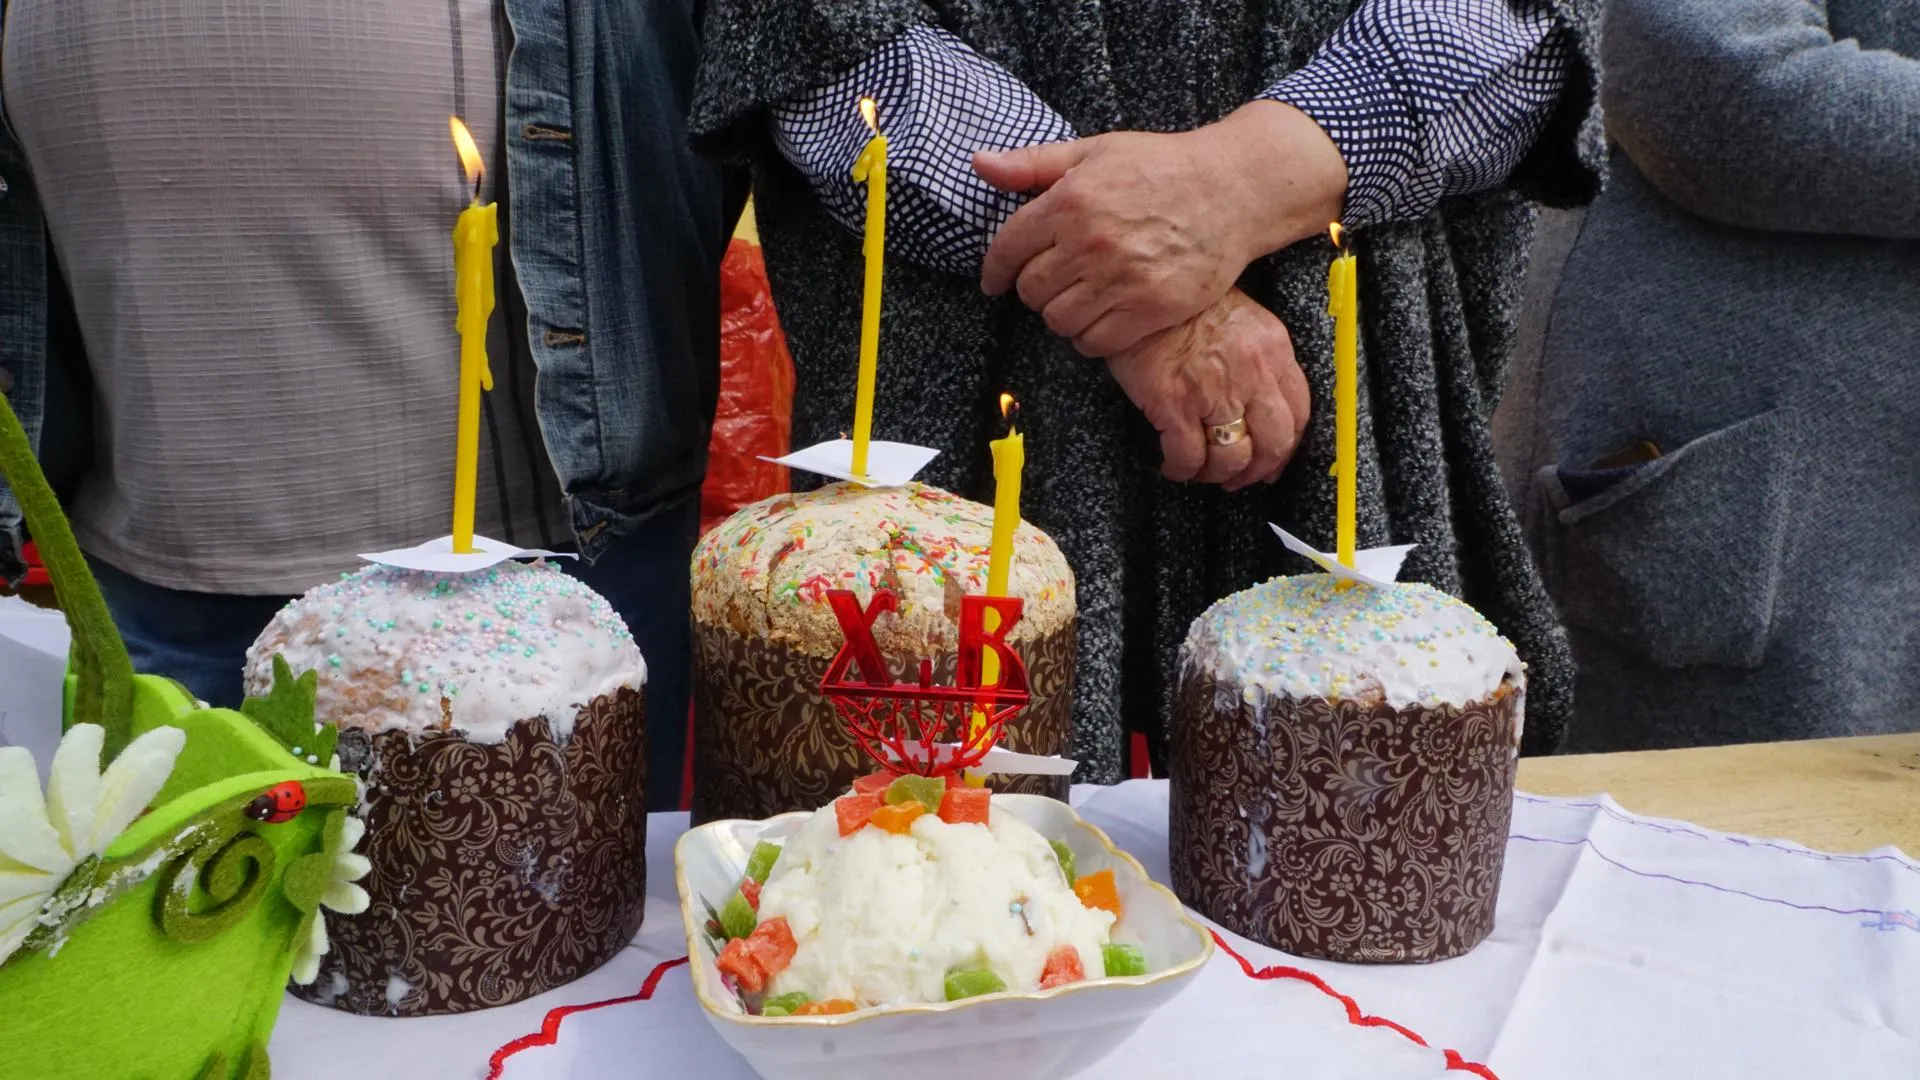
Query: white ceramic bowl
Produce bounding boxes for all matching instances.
[675,794,1213,1080]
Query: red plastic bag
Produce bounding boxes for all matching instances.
[701,238,795,533]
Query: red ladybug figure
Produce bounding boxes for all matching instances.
[245,781,308,824]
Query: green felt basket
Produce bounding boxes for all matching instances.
[0,392,356,1079]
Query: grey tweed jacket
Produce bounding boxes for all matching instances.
[693,0,1604,781]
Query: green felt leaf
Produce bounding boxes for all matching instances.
[281,810,349,914]
[0,382,134,758]
[241,655,337,767]
[195,1041,271,1080]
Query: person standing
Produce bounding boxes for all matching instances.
[1508,0,1920,750]
[0,0,742,808]
[692,0,1604,781]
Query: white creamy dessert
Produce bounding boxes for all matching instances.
[755,798,1114,1006]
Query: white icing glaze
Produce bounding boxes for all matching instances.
[1182,575,1523,709]
[244,561,645,743]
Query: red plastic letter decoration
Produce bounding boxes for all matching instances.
[818,589,1032,778]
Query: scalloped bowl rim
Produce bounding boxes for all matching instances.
[674,793,1215,1029]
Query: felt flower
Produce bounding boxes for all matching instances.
[0,723,186,966]
[283,810,371,985]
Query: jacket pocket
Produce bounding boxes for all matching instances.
[1536,409,1798,670]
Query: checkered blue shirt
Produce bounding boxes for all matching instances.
[773,2,1571,276]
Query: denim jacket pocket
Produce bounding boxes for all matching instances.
[1536,408,1798,670]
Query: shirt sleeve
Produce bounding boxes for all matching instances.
[771,24,1077,276]
[1261,0,1575,228]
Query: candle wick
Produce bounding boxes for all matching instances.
[472,170,484,204]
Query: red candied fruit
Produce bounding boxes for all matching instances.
[717,916,798,994]
[1039,945,1085,989]
[937,786,991,826]
[836,791,887,836]
[851,771,895,796]
[740,877,761,911]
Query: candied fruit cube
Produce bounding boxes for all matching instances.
[937,786,991,826]
[851,771,895,795]
[836,791,887,836]
[1073,869,1122,918]
[1101,943,1147,977]
[1050,840,1076,885]
[869,801,927,835]
[943,967,1008,1001]
[743,916,798,980]
[1039,945,1085,989]
[740,877,762,911]
[760,991,810,1017]
[744,840,782,884]
[717,937,769,994]
[793,998,858,1016]
[885,773,947,814]
[718,888,757,940]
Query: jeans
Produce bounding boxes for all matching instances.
[89,496,698,811]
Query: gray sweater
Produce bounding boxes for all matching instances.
[694,0,1604,781]
[1511,0,1920,750]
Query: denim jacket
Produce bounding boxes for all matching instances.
[0,0,742,582]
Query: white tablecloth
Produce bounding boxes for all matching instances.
[269,781,1920,1080]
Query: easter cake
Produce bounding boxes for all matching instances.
[690,482,1076,823]
[1169,575,1524,963]
[245,560,648,1015]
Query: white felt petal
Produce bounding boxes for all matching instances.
[337,815,366,854]
[334,852,371,884]
[321,880,370,916]
[0,891,50,967]
[0,867,65,908]
[0,748,71,873]
[290,915,329,985]
[85,726,186,856]
[43,725,104,859]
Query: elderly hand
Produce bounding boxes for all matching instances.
[1106,287,1311,490]
[975,101,1347,358]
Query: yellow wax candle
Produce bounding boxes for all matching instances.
[969,395,1024,787]
[849,97,888,483]
[1328,224,1358,570]
[450,117,498,555]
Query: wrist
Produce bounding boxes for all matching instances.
[1207,100,1348,258]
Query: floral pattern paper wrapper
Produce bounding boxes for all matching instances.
[690,619,1076,824]
[1169,670,1522,963]
[292,686,647,1016]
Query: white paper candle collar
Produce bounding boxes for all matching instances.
[358,535,577,573]
[764,439,939,489]
[1269,524,1415,589]
[887,741,1078,777]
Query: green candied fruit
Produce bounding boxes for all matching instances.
[1050,839,1076,885]
[1101,943,1147,978]
[760,991,811,1017]
[744,840,782,884]
[885,774,947,815]
[943,967,1008,1001]
[719,889,757,941]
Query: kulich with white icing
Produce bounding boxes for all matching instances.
[1183,575,1522,709]
[245,561,645,744]
[692,482,1075,658]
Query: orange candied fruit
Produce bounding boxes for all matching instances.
[868,801,927,835]
[835,791,887,836]
[793,998,859,1016]
[1072,869,1123,919]
[937,786,990,825]
[1038,945,1085,990]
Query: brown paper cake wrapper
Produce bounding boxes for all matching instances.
[1170,671,1521,963]
[691,619,1076,824]
[293,686,648,1016]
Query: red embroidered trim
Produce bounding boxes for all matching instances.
[1211,931,1501,1080]
[483,956,690,1080]
[485,942,1500,1080]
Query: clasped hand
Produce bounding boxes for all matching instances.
[973,101,1345,488]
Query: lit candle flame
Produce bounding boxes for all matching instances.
[1328,222,1347,252]
[450,115,484,195]
[858,96,880,135]
[999,392,1015,419]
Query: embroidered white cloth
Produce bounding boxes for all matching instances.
[260,780,1920,1079]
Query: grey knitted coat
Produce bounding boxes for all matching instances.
[692,0,1604,782]
[1507,0,1920,751]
